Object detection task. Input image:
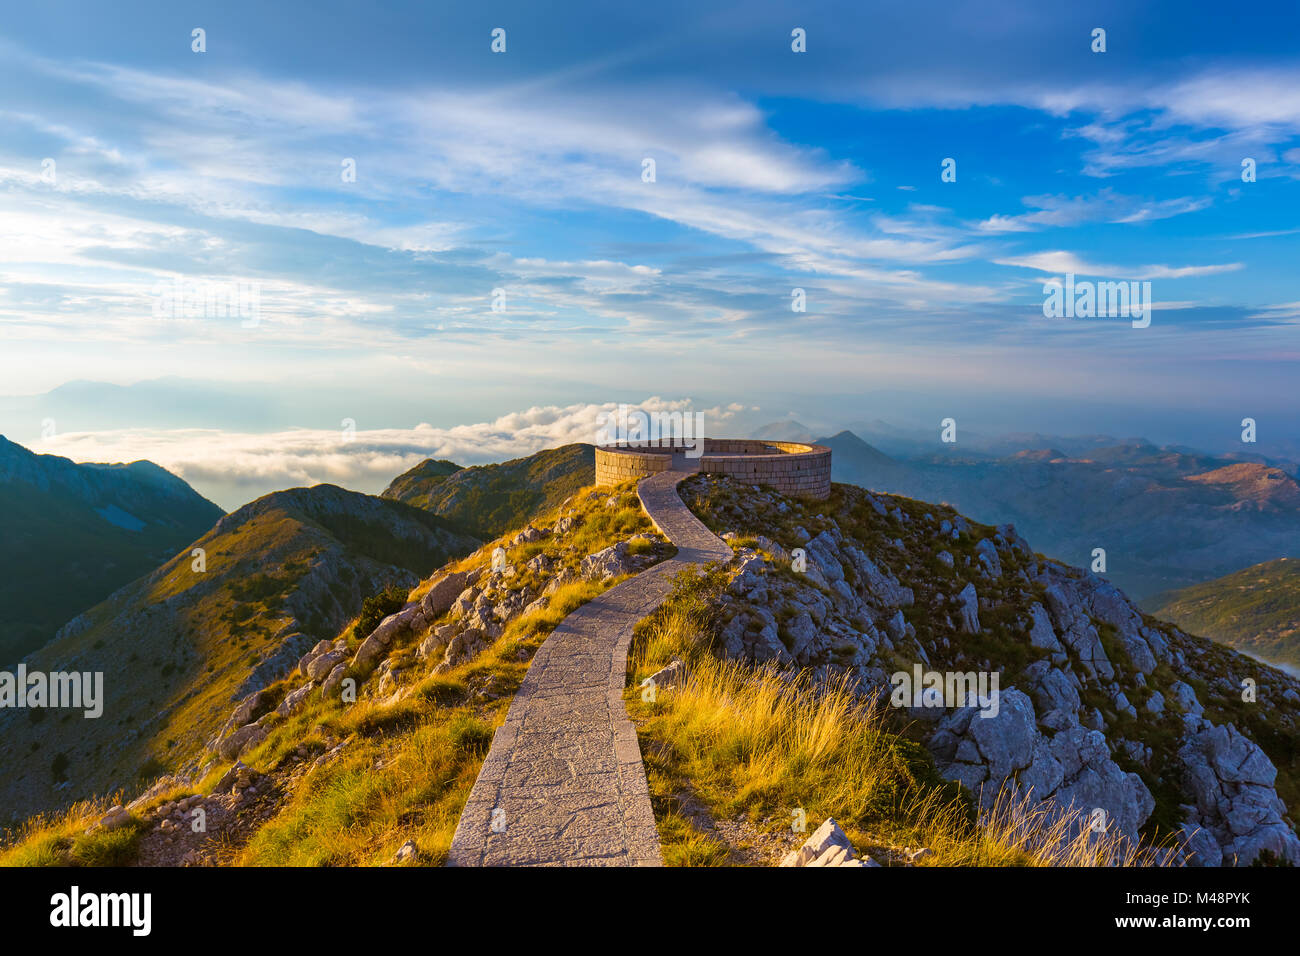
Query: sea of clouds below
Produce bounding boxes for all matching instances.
[30,398,750,511]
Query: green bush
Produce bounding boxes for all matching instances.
[355,584,410,639]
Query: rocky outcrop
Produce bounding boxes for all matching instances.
[956,583,980,634]
[350,570,473,672]
[930,690,1155,844]
[215,722,268,760]
[1178,722,1296,866]
[199,494,678,778]
[580,536,655,581]
[642,658,687,693]
[683,474,1300,866]
[780,818,879,867]
[434,628,489,674]
[234,627,315,699]
[276,683,315,717]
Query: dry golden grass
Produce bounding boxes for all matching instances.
[628,568,1183,867]
[232,578,616,866]
[913,785,1179,867]
[0,796,142,867]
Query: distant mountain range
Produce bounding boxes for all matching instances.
[751,418,1300,470]
[0,435,223,666]
[0,482,479,825]
[811,428,1300,601]
[1149,559,1300,671]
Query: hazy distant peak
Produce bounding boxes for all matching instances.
[1185,462,1300,510]
[751,421,817,443]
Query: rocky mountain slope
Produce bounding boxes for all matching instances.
[382,443,594,538]
[821,431,1300,600]
[378,457,463,507]
[678,474,1300,865]
[0,484,479,826]
[1150,558,1300,671]
[0,435,223,665]
[6,458,1297,868]
[0,483,669,866]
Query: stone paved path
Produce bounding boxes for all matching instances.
[446,469,730,866]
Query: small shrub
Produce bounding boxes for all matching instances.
[447,714,493,756]
[355,584,410,639]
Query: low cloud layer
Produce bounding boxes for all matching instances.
[33,397,748,510]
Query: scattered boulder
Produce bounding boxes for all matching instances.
[417,629,449,662]
[305,644,347,681]
[580,541,636,581]
[216,722,268,760]
[512,526,546,545]
[390,839,418,864]
[642,658,687,693]
[320,663,348,698]
[92,805,133,832]
[1026,603,1061,652]
[975,539,1002,578]
[276,683,315,717]
[956,583,980,634]
[353,632,389,668]
[216,690,266,742]
[435,627,488,673]
[297,640,336,678]
[779,818,879,868]
[421,570,469,617]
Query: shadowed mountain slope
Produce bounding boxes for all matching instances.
[0,436,224,666]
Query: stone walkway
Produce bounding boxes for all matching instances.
[446,469,730,866]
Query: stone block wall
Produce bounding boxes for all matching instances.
[595,439,832,499]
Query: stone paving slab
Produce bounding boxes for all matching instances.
[446,470,730,866]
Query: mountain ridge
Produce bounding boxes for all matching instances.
[0,482,480,825]
[381,443,594,538]
[0,436,224,666]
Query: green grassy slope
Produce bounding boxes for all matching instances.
[0,480,661,867]
[381,444,594,538]
[1147,558,1300,669]
[377,458,463,509]
[0,484,479,827]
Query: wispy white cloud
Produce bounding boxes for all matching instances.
[0,46,1004,365]
[1247,302,1300,323]
[995,250,1244,280]
[976,190,1211,233]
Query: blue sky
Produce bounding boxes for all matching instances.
[2,0,1299,505]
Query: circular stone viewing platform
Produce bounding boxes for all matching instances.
[595,439,832,499]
